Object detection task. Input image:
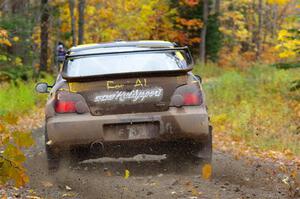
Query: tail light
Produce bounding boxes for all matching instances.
[55,100,76,113]
[170,85,203,107]
[183,93,201,105]
[54,91,89,114]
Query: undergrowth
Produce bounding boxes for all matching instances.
[0,75,54,116]
[195,64,300,155]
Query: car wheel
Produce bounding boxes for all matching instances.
[45,129,60,172]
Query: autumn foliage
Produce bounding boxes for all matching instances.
[2,0,299,70]
[0,114,34,187]
[218,0,297,66]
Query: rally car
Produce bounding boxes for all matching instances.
[36,40,212,170]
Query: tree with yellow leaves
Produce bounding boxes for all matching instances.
[54,0,177,47]
[273,0,300,60]
[0,28,11,63]
[217,0,298,66]
[276,29,300,59]
[0,28,11,47]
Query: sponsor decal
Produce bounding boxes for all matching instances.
[93,87,163,104]
[107,78,147,90]
[106,80,124,90]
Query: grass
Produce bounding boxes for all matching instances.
[193,62,227,78]
[0,75,54,116]
[194,64,300,155]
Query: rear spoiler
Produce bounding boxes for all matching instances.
[62,47,194,81]
[63,69,191,82]
[66,46,193,62]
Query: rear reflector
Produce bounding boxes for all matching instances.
[55,101,76,113]
[183,93,201,105]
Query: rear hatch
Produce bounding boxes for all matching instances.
[68,74,187,115]
[62,46,194,115]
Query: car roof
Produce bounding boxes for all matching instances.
[68,40,176,56]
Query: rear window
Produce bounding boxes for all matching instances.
[63,51,192,78]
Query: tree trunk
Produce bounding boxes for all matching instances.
[40,0,49,72]
[272,4,278,40]
[11,0,27,14]
[69,0,77,46]
[2,0,11,13]
[200,0,209,63]
[78,0,85,44]
[256,0,263,60]
[215,0,220,14]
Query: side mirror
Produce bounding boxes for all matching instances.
[194,75,202,83]
[35,82,50,93]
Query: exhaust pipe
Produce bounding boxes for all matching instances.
[90,141,104,154]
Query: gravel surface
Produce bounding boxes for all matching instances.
[23,127,292,199]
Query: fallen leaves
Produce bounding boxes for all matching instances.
[213,131,300,169]
[0,185,41,199]
[285,170,300,197]
[201,164,212,180]
[25,196,41,199]
[0,123,5,133]
[2,113,18,125]
[41,180,53,188]
[124,169,130,179]
[184,181,203,198]
[12,131,35,148]
[62,192,76,198]
[65,185,72,191]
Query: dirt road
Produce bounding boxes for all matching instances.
[24,127,292,199]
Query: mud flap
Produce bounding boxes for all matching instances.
[45,129,61,172]
[196,125,213,163]
[196,126,213,163]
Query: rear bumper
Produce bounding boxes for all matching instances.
[46,106,209,147]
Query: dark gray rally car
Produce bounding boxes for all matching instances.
[36,40,212,170]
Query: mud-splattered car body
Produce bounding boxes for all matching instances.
[36,41,212,169]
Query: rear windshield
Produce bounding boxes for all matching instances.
[63,51,192,77]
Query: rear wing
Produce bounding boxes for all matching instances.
[62,46,194,81]
[66,46,193,66]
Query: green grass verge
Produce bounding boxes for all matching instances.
[194,64,300,155]
[0,75,54,116]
